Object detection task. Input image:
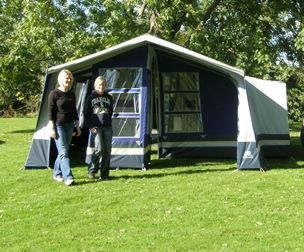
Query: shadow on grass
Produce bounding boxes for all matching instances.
[72,165,236,185]
[115,166,236,181]
[70,149,236,184]
[263,135,304,171]
[73,178,101,186]
[263,158,304,171]
[149,157,235,169]
[10,129,35,134]
[0,140,5,145]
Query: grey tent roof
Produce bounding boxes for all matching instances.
[48,34,244,79]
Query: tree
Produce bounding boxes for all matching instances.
[128,0,304,120]
[0,0,103,115]
[1,0,303,120]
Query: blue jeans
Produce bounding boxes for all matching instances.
[88,126,112,179]
[54,122,74,180]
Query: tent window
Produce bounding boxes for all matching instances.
[100,68,142,89]
[165,114,202,133]
[99,68,142,138]
[111,93,140,113]
[164,93,200,112]
[162,72,202,133]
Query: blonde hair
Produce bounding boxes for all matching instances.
[94,76,106,85]
[57,69,73,86]
[94,76,106,89]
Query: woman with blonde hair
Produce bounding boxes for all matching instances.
[48,69,81,186]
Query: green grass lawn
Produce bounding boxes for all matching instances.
[1,118,304,251]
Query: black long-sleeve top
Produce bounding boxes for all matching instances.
[48,89,79,123]
[84,91,113,129]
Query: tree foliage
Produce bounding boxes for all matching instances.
[0,0,103,115]
[0,0,303,119]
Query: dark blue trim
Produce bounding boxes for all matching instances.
[159,147,236,158]
[165,111,201,115]
[256,134,290,141]
[112,138,142,146]
[110,154,146,169]
[160,134,236,141]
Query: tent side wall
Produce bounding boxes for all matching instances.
[245,77,290,157]
[155,49,239,158]
[25,73,57,168]
[236,83,264,170]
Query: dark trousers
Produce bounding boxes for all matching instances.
[88,126,112,179]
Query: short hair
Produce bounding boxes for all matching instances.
[57,69,73,85]
[94,76,106,86]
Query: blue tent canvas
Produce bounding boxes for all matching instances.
[25,34,290,170]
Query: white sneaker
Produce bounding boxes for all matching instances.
[53,176,63,182]
[64,179,75,186]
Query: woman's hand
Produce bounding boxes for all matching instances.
[74,120,81,137]
[76,126,81,137]
[50,128,57,139]
[48,121,56,139]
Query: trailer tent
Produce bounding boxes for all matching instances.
[25,34,290,170]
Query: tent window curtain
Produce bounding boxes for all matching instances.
[99,68,142,138]
[162,72,202,133]
[74,81,89,128]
